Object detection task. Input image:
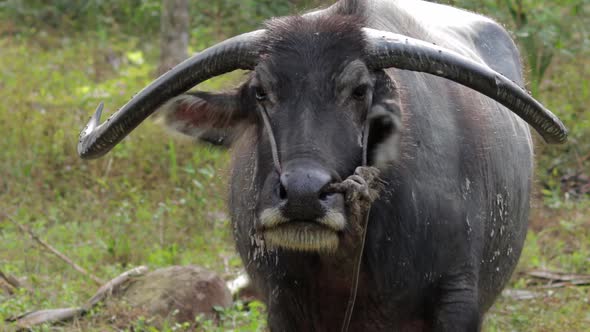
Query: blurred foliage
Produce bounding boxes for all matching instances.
[0,0,162,36]
[0,0,325,39]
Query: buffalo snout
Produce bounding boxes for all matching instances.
[257,160,347,252]
[278,163,342,221]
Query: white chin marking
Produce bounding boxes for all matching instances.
[259,208,288,228]
[263,223,339,253]
[320,211,346,231]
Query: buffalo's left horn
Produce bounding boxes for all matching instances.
[78,30,266,159]
[362,28,567,144]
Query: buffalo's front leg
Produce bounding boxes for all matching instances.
[432,275,481,332]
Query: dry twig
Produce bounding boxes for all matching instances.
[0,270,22,290]
[9,308,86,330]
[527,269,590,288]
[7,266,149,330]
[83,266,148,309]
[1,211,104,286]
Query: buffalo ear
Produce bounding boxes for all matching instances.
[367,101,402,169]
[367,73,403,169]
[156,90,246,146]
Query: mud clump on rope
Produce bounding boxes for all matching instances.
[329,166,383,234]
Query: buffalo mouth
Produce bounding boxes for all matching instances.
[258,208,346,253]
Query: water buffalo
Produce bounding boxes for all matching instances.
[78,0,567,330]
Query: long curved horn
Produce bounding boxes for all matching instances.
[78,30,266,159]
[362,28,567,144]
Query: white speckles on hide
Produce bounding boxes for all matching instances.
[462,177,472,200]
[496,194,505,221]
[507,246,513,257]
[253,233,266,261]
[491,250,500,262]
[271,285,281,301]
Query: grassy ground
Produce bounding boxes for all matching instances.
[1,30,588,331]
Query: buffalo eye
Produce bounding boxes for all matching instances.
[255,86,268,102]
[352,85,368,101]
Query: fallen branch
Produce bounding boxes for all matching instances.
[7,266,149,330]
[1,278,18,295]
[527,270,590,288]
[1,211,104,286]
[9,308,85,329]
[539,280,590,289]
[0,270,22,291]
[83,266,148,310]
[502,289,542,300]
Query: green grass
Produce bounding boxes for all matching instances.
[0,31,246,330]
[1,29,589,331]
[484,201,590,331]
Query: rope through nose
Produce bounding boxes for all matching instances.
[340,118,374,332]
[259,105,282,174]
[362,118,370,167]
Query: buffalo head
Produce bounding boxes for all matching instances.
[78,14,566,254]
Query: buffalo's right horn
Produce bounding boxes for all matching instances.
[362,28,567,144]
[78,30,267,160]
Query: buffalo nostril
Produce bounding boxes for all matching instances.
[279,181,288,200]
[319,190,334,201]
